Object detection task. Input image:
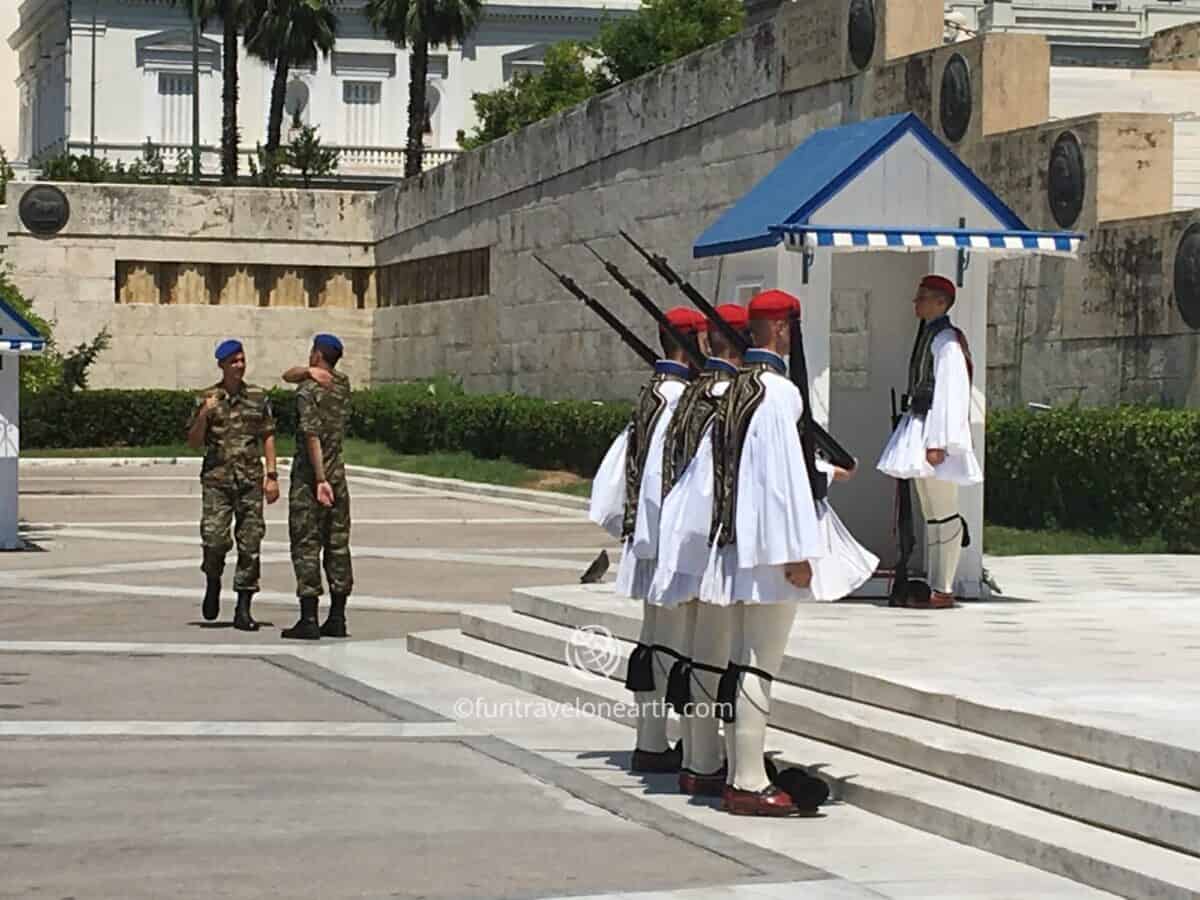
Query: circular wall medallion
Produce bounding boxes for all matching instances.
[1174,223,1200,329]
[847,0,876,70]
[939,53,972,143]
[1047,131,1086,229]
[18,185,71,237]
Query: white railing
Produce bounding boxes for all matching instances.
[332,144,461,171]
[50,141,462,178]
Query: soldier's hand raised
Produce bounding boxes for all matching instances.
[309,367,334,388]
[316,480,334,507]
[203,394,218,413]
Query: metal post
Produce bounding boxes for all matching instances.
[89,0,96,156]
[191,0,200,183]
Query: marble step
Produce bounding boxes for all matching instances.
[510,584,1199,787]
[408,623,1200,900]
[460,607,1200,858]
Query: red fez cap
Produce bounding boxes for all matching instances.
[664,307,708,334]
[747,289,801,321]
[715,303,749,330]
[920,275,956,301]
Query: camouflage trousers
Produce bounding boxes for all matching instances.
[200,478,265,592]
[288,476,353,599]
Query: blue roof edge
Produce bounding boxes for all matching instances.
[692,113,1032,259]
[0,296,46,341]
[780,113,916,229]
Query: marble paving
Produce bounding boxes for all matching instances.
[0,460,1131,898]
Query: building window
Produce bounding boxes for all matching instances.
[342,80,381,146]
[158,73,194,146]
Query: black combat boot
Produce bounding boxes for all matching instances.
[232,590,260,632]
[202,577,221,622]
[281,596,321,640]
[320,593,349,638]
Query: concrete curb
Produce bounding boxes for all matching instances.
[21,456,203,468]
[20,456,590,511]
[342,464,589,511]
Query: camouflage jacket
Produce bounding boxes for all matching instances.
[292,370,352,485]
[195,382,275,486]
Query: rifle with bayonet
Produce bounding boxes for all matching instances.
[619,229,857,473]
[889,388,916,607]
[620,228,747,355]
[582,243,706,371]
[533,254,658,368]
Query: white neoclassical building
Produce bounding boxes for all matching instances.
[8,0,637,179]
[946,1,1200,64]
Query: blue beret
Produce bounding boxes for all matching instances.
[313,333,343,355]
[215,339,243,361]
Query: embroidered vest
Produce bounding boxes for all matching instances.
[906,316,973,416]
[661,364,737,499]
[622,368,688,538]
[708,364,773,548]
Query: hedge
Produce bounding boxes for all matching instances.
[21,385,631,476]
[21,390,1200,550]
[986,407,1200,552]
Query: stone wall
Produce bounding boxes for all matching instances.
[366,0,1190,408]
[5,0,1200,411]
[1150,21,1200,71]
[3,183,377,390]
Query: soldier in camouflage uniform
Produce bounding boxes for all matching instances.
[279,333,353,640]
[186,339,279,631]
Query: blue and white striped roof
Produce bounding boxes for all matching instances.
[693,113,1084,259]
[0,337,46,353]
[0,296,47,354]
[776,225,1082,256]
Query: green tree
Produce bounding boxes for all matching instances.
[459,42,597,150]
[180,0,248,183]
[0,265,110,397]
[594,0,743,86]
[366,0,483,178]
[462,0,743,147]
[285,124,339,186]
[244,0,338,155]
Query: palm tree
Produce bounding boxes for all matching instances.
[181,0,246,183]
[245,0,338,155]
[365,0,482,178]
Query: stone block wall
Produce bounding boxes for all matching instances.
[364,2,1191,407]
[3,182,377,390]
[985,211,1200,408]
[1150,21,1200,71]
[4,0,1199,412]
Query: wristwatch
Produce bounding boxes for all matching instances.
[266,472,279,481]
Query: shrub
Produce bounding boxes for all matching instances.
[986,406,1200,552]
[32,389,1197,550]
[21,384,629,475]
[21,388,298,450]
